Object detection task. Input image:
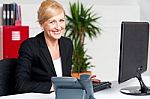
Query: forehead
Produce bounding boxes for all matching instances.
[45,6,65,18]
[48,12,65,20]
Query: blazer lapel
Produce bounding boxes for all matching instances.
[38,33,56,75]
[59,38,66,76]
[40,48,56,75]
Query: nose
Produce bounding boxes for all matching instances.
[55,22,61,30]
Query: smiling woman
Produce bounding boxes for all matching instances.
[15,0,73,94]
[42,12,65,43]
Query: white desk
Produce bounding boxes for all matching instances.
[95,76,150,99]
[1,76,150,99]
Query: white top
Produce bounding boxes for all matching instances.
[53,58,62,77]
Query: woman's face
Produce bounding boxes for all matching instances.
[42,12,65,40]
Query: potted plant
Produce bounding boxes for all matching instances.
[65,1,102,78]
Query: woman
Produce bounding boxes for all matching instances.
[15,0,73,93]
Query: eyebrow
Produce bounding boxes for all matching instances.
[49,18,65,21]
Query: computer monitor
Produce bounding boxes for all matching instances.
[118,21,150,95]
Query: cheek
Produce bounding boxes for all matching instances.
[44,25,53,31]
[61,23,66,29]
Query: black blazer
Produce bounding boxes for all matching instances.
[15,32,73,93]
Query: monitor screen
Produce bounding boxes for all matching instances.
[118,21,149,95]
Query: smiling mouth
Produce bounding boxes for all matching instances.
[54,32,61,35]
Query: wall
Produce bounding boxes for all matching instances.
[0,0,142,81]
[137,0,150,76]
[85,4,140,81]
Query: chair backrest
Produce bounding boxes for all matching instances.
[0,58,17,96]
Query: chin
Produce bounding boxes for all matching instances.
[54,35,62,39]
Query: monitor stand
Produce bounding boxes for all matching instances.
[120,73,150,95]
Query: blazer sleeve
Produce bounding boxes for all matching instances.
[15,39,52,94]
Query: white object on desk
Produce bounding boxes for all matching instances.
[0,93,55,99]
[0,76,150,99]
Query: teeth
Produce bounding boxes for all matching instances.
[54,32,60,35]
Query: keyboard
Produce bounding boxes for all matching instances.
[93,81,111,92]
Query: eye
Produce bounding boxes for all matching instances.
[50,21,54,24]
[60,19,65,22]
[49,20,56,24]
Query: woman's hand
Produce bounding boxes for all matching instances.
[90,75,101,83]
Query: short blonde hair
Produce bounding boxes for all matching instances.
[38,0,65,25]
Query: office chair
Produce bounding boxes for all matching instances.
[0,58,17,96]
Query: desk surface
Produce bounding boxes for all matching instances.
[1,76,150,99]
[95,76,150,99]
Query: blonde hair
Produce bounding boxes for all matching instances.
[38,0,65,25]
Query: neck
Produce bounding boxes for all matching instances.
[44,34,59,49]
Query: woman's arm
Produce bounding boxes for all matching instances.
[15,39,52,93]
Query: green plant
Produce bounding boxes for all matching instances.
[65,1,101,73]
[72,40,94,73]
